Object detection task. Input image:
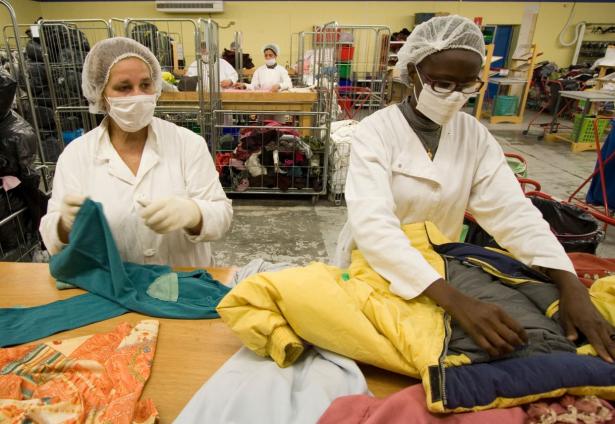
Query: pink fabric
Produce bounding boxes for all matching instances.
[317,385,527,424]
[1,176,21,191]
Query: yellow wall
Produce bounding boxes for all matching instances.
[13,1,615,67]
[1,0,41,35]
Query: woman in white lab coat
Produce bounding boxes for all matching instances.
[185,42,238,88]
[336,16,615,361]
[40,37,232,267]
[234,43,292,92]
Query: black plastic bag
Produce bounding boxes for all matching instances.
[464,197,604,254]
[529,196,604,253]
[0,70,16,119]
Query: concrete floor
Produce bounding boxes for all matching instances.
[212,114,614,267]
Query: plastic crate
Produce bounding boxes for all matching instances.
[337,63,352,79]
[493,95,519,116]
[337,45,355,61]
[572,115,609,143]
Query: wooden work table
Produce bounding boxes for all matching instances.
[159,90,319,136]
[0,263,414,423]
[159,90,317,108]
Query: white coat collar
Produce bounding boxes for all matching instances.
[391,105,455,186]
[94,116,160,186]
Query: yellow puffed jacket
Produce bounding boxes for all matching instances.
[217,222,615,412]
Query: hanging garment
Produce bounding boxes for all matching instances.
[586,123,615,210]
[218,221,615,413]
[0,199,230,347]
[0,320,159,424]
[246,64,293,91]
[317,384,528,424]
[175,346,368,424]
[334,105,574,300]
[39,116,232,267]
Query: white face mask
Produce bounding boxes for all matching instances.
[265,58,276,67]
[414,72,470,126]
[106,94,157,133]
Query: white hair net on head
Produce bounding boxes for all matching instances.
[82,37,162,114]
[396,15,485,86]
[262,43,280,56]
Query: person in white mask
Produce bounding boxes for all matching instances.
[185,42,238,89]
[234,43,292,92]
[39,37,232,267]
[335,16,615,362]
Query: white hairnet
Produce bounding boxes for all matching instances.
[82,37,162,114]
[262,43,280,56]
[396,15,485,85]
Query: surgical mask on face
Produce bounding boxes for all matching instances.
[414,72,470,126]
[265,58,276,67]
[106,94,157,133]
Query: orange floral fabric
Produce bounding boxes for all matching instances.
[0,320,159,423]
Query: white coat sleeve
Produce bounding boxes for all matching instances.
[182,132,233,242]
[39,148,83,255]
[221,59,238,83]
[245,67,260,91]
[185,61,198,77]
[278,68,293,91]
[467,126,575,274]
[345,121,444,300]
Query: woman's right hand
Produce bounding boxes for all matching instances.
[424,279,528,358]
[58,194,86,243]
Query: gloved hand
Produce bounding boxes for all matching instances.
[59,194,86,234]
[140,196,202,234]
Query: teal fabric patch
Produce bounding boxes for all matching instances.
[147,273,179,302]
[341,272,350,281]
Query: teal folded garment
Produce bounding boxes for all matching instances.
[0,199,230,347]
[0,294,129,347]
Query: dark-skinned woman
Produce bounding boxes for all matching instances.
[335,15,615,363]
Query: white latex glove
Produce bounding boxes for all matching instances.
[59,194,86,233]
[140,196,202,234]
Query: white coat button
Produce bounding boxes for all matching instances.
[144,248,157,257]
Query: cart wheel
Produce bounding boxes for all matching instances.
[522,130,529,136]
[537,135,544,141]
[311,195,319,205]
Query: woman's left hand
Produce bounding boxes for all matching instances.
[270,84,281,92]
[140,196,203,235]
[551,269,615,363]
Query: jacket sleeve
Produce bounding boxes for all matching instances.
[467,125,575,274]
[39,148,83,255]
[185,61,198,77]
[216,271,305,367]
[279,67,293,90]
[182,131,233,243]
[345,119,443,299]
[221,59,238,83]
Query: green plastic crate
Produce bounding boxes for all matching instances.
[572,115,609,143]
[493,95,519,116]
[337,63,351,79]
